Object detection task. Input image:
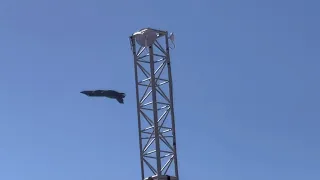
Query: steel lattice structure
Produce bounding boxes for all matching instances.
[129,28,179,180]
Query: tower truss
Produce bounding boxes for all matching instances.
[129,28,179,180]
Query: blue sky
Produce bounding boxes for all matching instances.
[0,0,319,179]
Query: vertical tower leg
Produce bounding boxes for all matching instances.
[130,28,179,180]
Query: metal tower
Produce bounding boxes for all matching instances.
[129,28,179,180]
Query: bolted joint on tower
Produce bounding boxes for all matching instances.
[129,28,179,180]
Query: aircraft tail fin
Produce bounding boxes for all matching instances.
[116,97,124,104]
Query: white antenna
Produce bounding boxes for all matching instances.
[133,28,158,53]
[169,32,175,49]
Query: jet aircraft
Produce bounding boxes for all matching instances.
[80,90,126,104]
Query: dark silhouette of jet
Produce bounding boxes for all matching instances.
[80,90,126,104]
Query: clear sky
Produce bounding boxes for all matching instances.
[0,0,319,179]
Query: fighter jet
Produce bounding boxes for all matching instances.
[80,90,126,104]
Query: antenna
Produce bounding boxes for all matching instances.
[133,28,159,53]
[169,32,175,49]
